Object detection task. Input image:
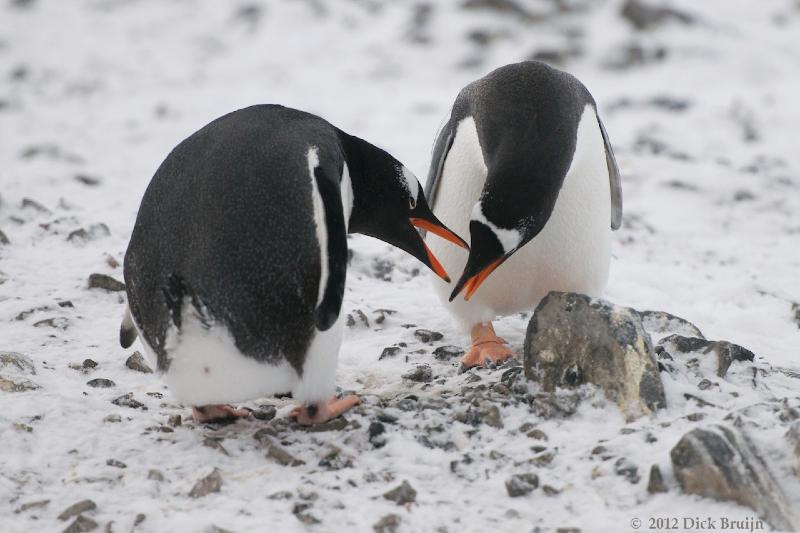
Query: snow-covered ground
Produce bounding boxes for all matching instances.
[1,0,799,531]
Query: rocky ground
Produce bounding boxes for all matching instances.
[2,0,800,532]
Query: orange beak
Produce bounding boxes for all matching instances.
[462,256,505,301]
[422,239,451,283]
[410,218,469,250]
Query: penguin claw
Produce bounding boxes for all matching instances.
[460,322,517,369]
[289,394,360,426]
[191,404,251,423]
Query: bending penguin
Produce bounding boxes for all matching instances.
[121,104,466,424]
[424,61,623,368]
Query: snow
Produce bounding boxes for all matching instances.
[1,0,799,532]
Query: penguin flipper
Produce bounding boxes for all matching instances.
[120,304,138,348]
[424,119,456,214]
[311,163,347,331]
[598,116,623,230]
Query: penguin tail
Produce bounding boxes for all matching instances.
[120,304,138,348]
[162,273,214,331]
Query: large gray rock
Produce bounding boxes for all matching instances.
[524,292,666,420]
[671,425,796,531]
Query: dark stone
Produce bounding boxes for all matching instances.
[147,470,164,481]
[251,405,276,421]
[373,513,401,533]
[524,292,666,420]
[87,273,125,292]
[67,223,110,243]
[614,457,640,484]
[188,468,222,498]
[0,229,9,245]
[82,359,97,369]
[383,480,417,505]
[647,464,667,493]
[86,378,115,388]
[792,303,800,329]
[106,459,126,468]
[373,308,397,325]
[505,473,539,497]
[414,329,443,343]
[621,0,694,30]
[656,335,755,377]
[671,426,795,531]
[167,414,182,427]
[379,346,401,360]
[293,502,320,525]
[111,393,146,410]
[529,391,582,419]
[74,173,102,186]
[369,421,387,448]
[63,515,98,533]
[527,429,549,441]
[58,500,97,520]
[433,345,464,360]
[402,364,432,383]
[346,309,370,328]
[125,352,153,373]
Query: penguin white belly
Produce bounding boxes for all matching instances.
[133,309,341,406]
[427,107,612,328]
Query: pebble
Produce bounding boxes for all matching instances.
[402,364,432,383]
[433,345,464,360]
[414,329,443,343]
[647,464,667,493]
[373,513,401,533]
[111,393,147,410]
[86,378,115,388]
[63,515,98,533]
[505,473,539,497]
[369,421,387,448]
[104,414,121,423]
[125,352,153,373]
[82,359,98,369]
[251,405,277,421]
[147,470,164,481]
[614,457,640,484]
[14,499,50,514]
[189,468,222,498]
[383,480,417,505]
[58,500,97,521]
[167,414,182,427]
[527,428,549,441]
[87,273,125,291]
[106,459,127,468]
[379,346,401,360]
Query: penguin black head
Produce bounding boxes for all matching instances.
[446,66,589,302]
[341,132,468,282]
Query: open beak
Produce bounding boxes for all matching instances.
[410,217,469,251]
[421,238,451,282]
[449,255,507,302]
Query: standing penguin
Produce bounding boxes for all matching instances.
[424,61,622,368]
[121,104,466,424]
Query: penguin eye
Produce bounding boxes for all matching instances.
[408,196,417,210]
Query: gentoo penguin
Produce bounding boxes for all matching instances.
[424,61,622,368]
[120,104,466,424]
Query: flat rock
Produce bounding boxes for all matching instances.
[67,223,110,243]
[125,352,153,373]
[379,346,401,360]
[414,329,443,343]
[87,273,125,292]
[524,292,666,420]
[111,393,146,410]
[14,499,50,514]
[63,515,98,533]
[383,480,416,505]
[189,468,222,498]
[671,425,795,531]
[86,378,115,388]
[58,499,97,521]
[433,345,464,360]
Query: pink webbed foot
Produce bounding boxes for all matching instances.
[289,394,360,426]
[192,404,251,423]
[460,322,516,370]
